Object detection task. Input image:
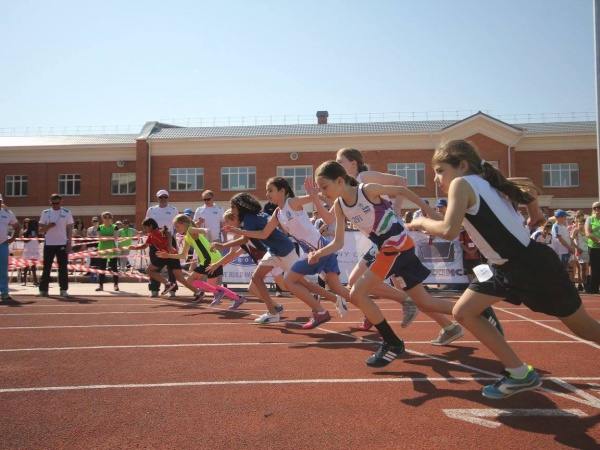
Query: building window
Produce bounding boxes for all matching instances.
[111,173,136,195]
[387,163,426,187]
[58,174,81,196]
[221,167,256,190]
[276,166,313,196]
[542,163,579,188]
[169,168,204,191]
[5,175,28,197]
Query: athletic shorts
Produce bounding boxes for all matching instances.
[468,241,582,318]
[462,258,481,275]
[366,246,430,291]
[257,249,299,274]
[291,252,339,276]
[151,257,182,271]
[194,262,223,279]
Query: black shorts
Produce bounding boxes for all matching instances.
[468,241,581,317]
[150,257,182,271]
[462,258,481,275]
[194,263,223,279]
[365,246,430,291]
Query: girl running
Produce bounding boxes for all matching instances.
[222,177,349,329]
[130,218,189,297]
[408,139,600,398]
[157,214,244,306]
[212,193,297,324]
[311,161,463,367]
[207,209,285,310]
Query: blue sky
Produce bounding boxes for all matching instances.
[0,0,595,132]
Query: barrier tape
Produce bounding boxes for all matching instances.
[9,260,150,281]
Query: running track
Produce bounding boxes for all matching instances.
[1,292,599,449]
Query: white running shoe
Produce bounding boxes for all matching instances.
[335,295,349,318]
[254,312,280,324]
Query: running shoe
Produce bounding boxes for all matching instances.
[210,289,226,306]
[274,303,284,314]
[161,282,177,296]
[168,291,176,298]
[334,295,349,318]
[302,310,332,329]
[254,312,280,324]
[482,365,542,399]
[357,316,373,331]
[60,290,71,298]
[35,291,49,297]
[228,295,247,310]
[1,293,13,302]
[400,298,419,328]
[430,324,466,345]
[365,341,405,367]
[149,291,159,298]
[193,291,206,303]
[481,306,504,336]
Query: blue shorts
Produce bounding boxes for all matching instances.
[291,252,340,276]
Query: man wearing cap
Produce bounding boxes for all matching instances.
[145,190,179,297]
[0,194,21,302]
[183,208,194,218]
[413,199,430,219]
[193,190,224,242]
[436,198,447,218]
[552,209,575,282]
[37,194,74,298]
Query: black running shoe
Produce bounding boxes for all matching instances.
[365,341,405,367]
[481,306,504,336]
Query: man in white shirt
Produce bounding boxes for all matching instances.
[552,209,575,282]
[37,194,74,297]
[145,189,179,297]
[0,194,21,301]
[193,190,224,242]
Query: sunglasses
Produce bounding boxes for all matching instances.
[158,196,169,199]
[51,201,61,205]
[594,207,600,210]
[123,221,129,224]
[102,215,112,219]
[203,198,213,202]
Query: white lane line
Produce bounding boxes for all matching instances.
[1,339,593,352]
[2,376,600,394]
[495,307,600,350]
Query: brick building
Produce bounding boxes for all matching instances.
[0,111,597,226]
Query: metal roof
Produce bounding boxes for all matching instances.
[0,134,137,148]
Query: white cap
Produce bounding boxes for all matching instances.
[156,189,169,198]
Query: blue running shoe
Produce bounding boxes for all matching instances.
[228,295,247,310]
[482,365,542,399]
[210,289,226,306]
[274,303,284,314]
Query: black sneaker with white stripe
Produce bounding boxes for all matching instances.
[365,341,405,367]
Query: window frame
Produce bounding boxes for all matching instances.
[58,174,81,196]
[4,175,28,197]
[169,168,205,192]
[221,166,257,191]
[276,165,314,196]
[387,162,426,187]
[111,173,136,195]
[542,163,580,188]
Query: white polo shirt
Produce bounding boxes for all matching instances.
[0,208,18,242]
[145,205,179,231]
[193,205,224,241]
[39,207,74,246]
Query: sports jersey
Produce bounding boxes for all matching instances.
[531,230,552,246]
[97,224,118,257]
[242,212,295,257]
[39,207,74,245]
[552,223,571,255]
[276,199,327,253]
[145,205,178,231]
[145,229,170,252]
[338,184,412,253]
[460,175,531,265]
[185,231,222,265]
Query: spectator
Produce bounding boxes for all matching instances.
[552,209,575,283]
[193,190,224,242]
[183,208,194,218]
[37,194,74,298]
[436,198,447,218]
[21,219,40,286]
[118,219,138,271]
[0,194,21,301]
[572,216,589,292]
[145,189,179,297]
[585,201,600,294]
[87,216,100,282]
[96,211,120,292]
[531,221,553,247]
[413,199,430,219]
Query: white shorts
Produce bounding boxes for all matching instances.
[257,250,299,275]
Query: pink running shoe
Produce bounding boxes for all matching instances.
[357,316,373,331]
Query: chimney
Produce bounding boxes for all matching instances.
[316,110,329,125]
